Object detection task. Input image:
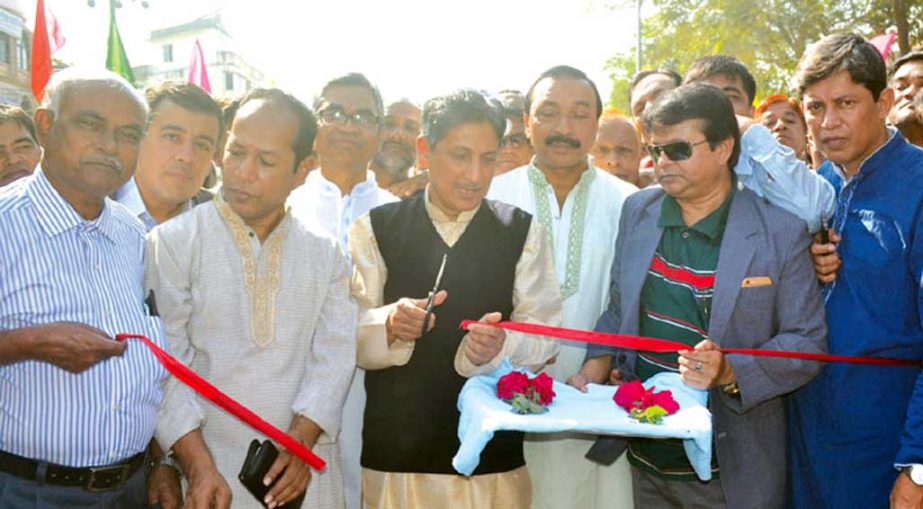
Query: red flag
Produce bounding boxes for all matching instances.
[47,5,65,54]
[31,0,52,103]
[187,39,211,93]
[869,33,897,60]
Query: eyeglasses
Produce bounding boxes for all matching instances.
[646,139,708,162]
[318,107,380,129]
[500,133,529,150]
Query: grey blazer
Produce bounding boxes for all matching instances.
[587,186,827,509]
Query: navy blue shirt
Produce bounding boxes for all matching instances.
[789,130,923,508]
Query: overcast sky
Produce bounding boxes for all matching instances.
[33,0,650,106]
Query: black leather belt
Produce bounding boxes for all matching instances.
[0,449,145,492]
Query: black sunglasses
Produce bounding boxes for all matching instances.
[647,140,708,161]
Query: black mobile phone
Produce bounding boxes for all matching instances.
[819,217,830,244]
[238,439,305,508]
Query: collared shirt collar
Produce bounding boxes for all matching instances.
[214,188,291,241]
[113,177,157,231]
[658,175,737,241]
[527,156,596,186]
[26,166,119,243]
[309,169,381,198]
[423,187,481,224]
[830,127,899,183]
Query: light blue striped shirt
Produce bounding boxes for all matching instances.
[0,168,168,467]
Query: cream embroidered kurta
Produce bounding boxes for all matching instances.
[347,192,563,509]
[488,159,637,509]
[149,196,357,509]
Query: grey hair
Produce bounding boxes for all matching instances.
[41,68,148,118]
[387,98,421,111]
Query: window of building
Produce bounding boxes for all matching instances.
[0,35,11,65]
[16,38,27,70]
[225,71,234,91]
[162,44,173,63]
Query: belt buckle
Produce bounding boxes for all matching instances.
[85,463,130,492]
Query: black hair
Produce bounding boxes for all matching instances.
[0,103,37,141]
[628,68,683,102]
[237,88,318,169]
[313,72,384,119]
[684,55,757,106]
[144,80,224,139]
[891,51,923,80]
[642,83,741,171]
[422,89,504,149]
[795,33,887,101]
[525,65,603,119]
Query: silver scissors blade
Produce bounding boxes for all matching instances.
[421,254,448,336]
[431,253,448,294]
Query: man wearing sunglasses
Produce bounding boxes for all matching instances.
[572,83,827,509]
[683,56,835,234]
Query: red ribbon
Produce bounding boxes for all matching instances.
[116,333,326,471]
[459,321,921,367]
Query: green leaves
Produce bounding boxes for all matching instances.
[603,0,922,111]
[509,393,550,415]
[629,404,670,424]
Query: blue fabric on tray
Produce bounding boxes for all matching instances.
[453,359,713,480]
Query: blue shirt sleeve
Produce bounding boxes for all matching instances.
[895,200,923,466]
[735,125,836,234]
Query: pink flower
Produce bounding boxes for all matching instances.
[529,373,556,405]
[497,371,530,401]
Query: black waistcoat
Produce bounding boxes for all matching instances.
[362,195,532,475]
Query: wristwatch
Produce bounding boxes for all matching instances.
[903,464,923,486]
[720,381,740,397]
[149,453,182,475]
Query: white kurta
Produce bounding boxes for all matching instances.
[288,168,398,509]
[487,159,637,509]
[149,196,357,509]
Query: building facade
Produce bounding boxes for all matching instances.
[0,0,33,109]
[133,13,264,97]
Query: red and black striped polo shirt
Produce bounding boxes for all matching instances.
[627,186,735,480]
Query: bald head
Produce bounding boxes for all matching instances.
[592,114,641,185]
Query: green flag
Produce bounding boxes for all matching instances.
[106,0,134,84]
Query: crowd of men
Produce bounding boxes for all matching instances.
[0,31,922,509]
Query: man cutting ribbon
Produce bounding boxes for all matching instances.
[569,83,828,509]
[347,89,562,509]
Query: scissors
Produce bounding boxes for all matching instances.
[421,254,448,336]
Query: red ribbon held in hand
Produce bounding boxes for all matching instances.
[116,333,326,471]
[459,321,921,367]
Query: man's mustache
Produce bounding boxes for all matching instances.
[544,135,581,148]
[382,140,413,153]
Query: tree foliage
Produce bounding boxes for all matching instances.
[605,0,922,112]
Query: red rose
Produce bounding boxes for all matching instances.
[497,371,530,401]
[614,380,682,420]
[529,372,556,405]
[652,390,680,414]
[614,380,650,411]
